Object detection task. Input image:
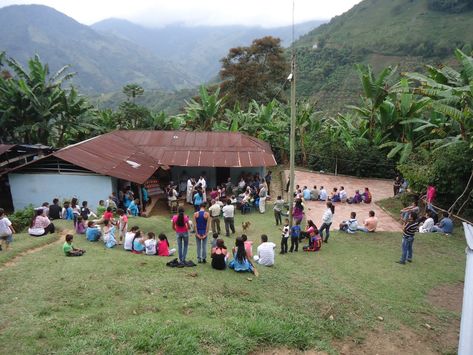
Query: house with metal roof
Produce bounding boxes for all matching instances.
[5,131,277,211]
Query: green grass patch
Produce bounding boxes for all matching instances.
[0,207,465,354]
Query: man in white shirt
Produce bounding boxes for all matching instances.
[222,199,235,237]
[254,234,276,266]
[319,186,328,201]
[198,176,207,201]
[209,199,222,234]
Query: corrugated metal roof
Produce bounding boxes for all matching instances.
[9,131,277,184]
[0,144,16,155]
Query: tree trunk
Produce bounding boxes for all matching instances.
[449,168,473,215]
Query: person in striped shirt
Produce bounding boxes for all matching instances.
[397,212,419,264]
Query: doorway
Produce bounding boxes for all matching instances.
[216,167,230,186]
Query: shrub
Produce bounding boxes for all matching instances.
[9,205,34,232]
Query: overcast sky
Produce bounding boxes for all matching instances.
[0,0,362,27]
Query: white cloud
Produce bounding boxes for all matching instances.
[0,0,362,27]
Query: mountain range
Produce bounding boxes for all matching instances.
[0,4,323,94]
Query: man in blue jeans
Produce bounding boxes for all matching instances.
[397,211,419,265]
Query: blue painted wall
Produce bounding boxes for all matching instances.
[9,173,113,212]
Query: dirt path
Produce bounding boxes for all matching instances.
[0,236,62,272]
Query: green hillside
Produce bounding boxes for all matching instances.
[0,5,198,93]
[295,0,473,112]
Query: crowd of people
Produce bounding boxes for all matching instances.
[0,171,458,273]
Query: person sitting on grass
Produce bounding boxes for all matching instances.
[211,239,229,270]
[96,200,106,217]
[124,226,140,251]
[28,208,55,237]
[280,218,290,254]
[419,211,435,233]
[240,234,253,258]
[63,234,85,257]
[144,232,157,255]
[300,219,317,241]
[62,201,74,221]
[102,219,117,248]
[131,231,145,254]
[339,212,358,234]
[86,221,101,242]
[351,190,362,204]
[397,211,419,265]
[157,233,176,256]
[303,226,322,252]
[431,212,454,234]
[339,186,348,203]
[74,215,86,234]
[254,234,276,266]
[0,208,15,251]
[319,186,328,201]
[229,237,258,276]
[358,211,378,233]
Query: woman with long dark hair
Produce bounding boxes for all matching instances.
[229,237,258,276]
[172,207,190,265]
[292,199,304,225]
[28,208,55,237]
[320,202,335,243]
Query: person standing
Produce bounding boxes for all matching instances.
[0,208,15,251]
[273,195,285,225]
[258,184,267,213]
[393,176,401,196]
[397,212,419,264]
[222,199,235,237]
[320,202,335,243]
[186,177,195,204]
[265,171,272,196]
[209,199,222,235]
[198,175,207,202]
[194,203,210,263]
[172,207,191,265]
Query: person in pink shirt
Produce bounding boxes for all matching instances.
[29,209,55,236]
[157,233,176,256]
[240,234,253,258]
[117,209,128,245]
[172,207,191,264]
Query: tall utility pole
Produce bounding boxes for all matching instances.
[288,0,296,227]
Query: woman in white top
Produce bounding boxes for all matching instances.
[320,202,335,243]
[186,178,195,204]
[144,232,157,255]
[419,211,435,233]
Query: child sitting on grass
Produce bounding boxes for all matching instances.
[74,215,86,234]
[144,232,157,255]
[0,208,15,251]
[96,200,106,217]
[241,234,253,258]
[229,237,258,276]
[62,202,74,221]
[63,234,86,256]
[303,226,322,252]
[131,231,145,254]
[103,219,117,248]
[124,226,140,251]
[157,233,176,256]
[211,232,218,248]
[86,221,101,242]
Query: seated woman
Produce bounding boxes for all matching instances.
[157,233,176,256]
[419,211,435,233]
[131,231,145,254]
[229,237,258,276]
[330,188,341,202]
[351,190,362,204]
[303,226,322,252]
[300,219,317,241]
[28,209,55,237]
[339,186,348,203]
[102,219,117,248]
[211,239,229,270]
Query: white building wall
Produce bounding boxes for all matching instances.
[9,173,113,212]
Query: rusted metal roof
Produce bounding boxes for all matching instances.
[8,131,277,184]
[0,144,16,155]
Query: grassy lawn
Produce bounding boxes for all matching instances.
[0,206,465,354]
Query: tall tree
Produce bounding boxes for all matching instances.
[220,36,289,108]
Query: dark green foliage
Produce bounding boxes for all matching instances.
[9,205,34,232]
[427,0,473,13]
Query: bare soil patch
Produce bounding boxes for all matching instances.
[427,282,463,314]
[252,348,327,355]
